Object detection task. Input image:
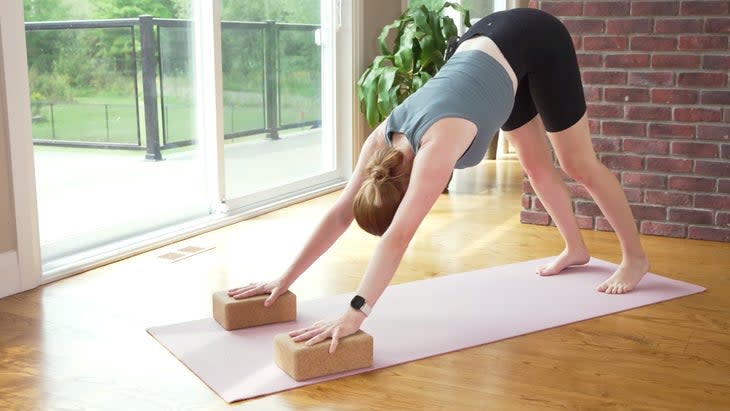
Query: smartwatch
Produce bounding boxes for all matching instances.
[350,295,372,316]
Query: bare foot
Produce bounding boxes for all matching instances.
[537,248,591,276]
[597,255,650,294]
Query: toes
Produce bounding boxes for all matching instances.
[597,281,609,292]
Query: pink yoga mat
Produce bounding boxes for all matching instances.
[147,257,705,403]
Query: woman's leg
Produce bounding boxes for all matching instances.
[547,114,649,294]
[503,115,590,274]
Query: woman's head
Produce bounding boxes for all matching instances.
[353,147,409,236]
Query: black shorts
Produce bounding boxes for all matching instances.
[454,8,586,132]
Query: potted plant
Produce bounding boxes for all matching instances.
[356,2,471,128]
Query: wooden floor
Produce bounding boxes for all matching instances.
[1,159,729,410]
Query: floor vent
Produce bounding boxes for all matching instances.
[158,245,213,263]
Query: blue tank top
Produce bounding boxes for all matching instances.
[384,50,514,169]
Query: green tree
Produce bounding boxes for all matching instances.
[92,0,180,19]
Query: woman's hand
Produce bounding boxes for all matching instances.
[288,309,366,354]
[227,279,289,307]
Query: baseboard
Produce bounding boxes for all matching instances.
[0,250,21,299]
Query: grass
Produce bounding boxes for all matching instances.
[31,94,320,147]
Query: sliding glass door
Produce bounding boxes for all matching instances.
[220,0,337,208]
[23,0,341,276]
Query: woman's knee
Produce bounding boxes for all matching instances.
[559,156,603,185]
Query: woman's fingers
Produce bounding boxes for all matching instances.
[228,282,272,300]
[288,323,321,338]
[305,331,331,347]
[264,287,285,307]
[291,327,324,343]
[329,327,341,354]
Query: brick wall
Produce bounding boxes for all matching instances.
[521,0,730,242]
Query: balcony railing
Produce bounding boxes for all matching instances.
[25,16,322,160]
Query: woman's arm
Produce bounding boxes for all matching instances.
[353,118,477,308]
[290,117,478,352]
[229,123,388,304]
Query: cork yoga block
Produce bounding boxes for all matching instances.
[274,330,374,381]
[212,290,296,331]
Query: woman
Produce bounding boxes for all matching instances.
[228,8,649,353]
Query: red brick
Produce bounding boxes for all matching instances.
[595,217,615,232]
[646,157,693,173]
[651,89,698,105]
[630,36,677,51]
[607,18,652,34]
[624,187,644,202]
[652,54,701,69]
[668,176,717,192]
[726,108,730,123]
[654,18,704,33]
[630,204,668,220]
[584,86,603,102]
[624,138,670,155]
[604,87,649,103]
[631,1,679,16]
[622,172,667,188]
[523,179,535,195]
[640,221,687,238]
[688,226,730,242]
[532,196,546,212]
[576,200,603,217]
[605,53,650,68]
[701,91,730,106]
[706,18,730,33]
[649,123,696,139]
[674,108,723,123]
[669,208,713,225]
[629,72,674,87]
[572,35,582,50]
[671,141,720,158]
[584,36,628,50]
[679,35,728,51]
[720,179,730,194]
[677,72,726,87]
[600,154,644,170]
[697,125,730,140]
[603,121,646,137]
[583,71,628,85]
[717,212,730,226]
[703,55,730,70]
[592,136,621,152]
[695,194,730,210]
[680,1,730,16]
[645,190,693,207]
[589,119,601,134]
[626,106,672,121]
[563,19,605,33]
[584,1,630,16]
[576,215,595,229]
[541,1,584,16]
[566,182,592,199]
[533,197,546,211]
[521,210,550,225]
[587,104,623,119]
[696,160,730,177]
[722,144,730,159]
[577,53,604,68]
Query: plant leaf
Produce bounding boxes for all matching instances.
[377,19,402,56]
[377,66,398,117]
[394,24,416,71]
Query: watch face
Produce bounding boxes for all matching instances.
[350,295,365,309]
